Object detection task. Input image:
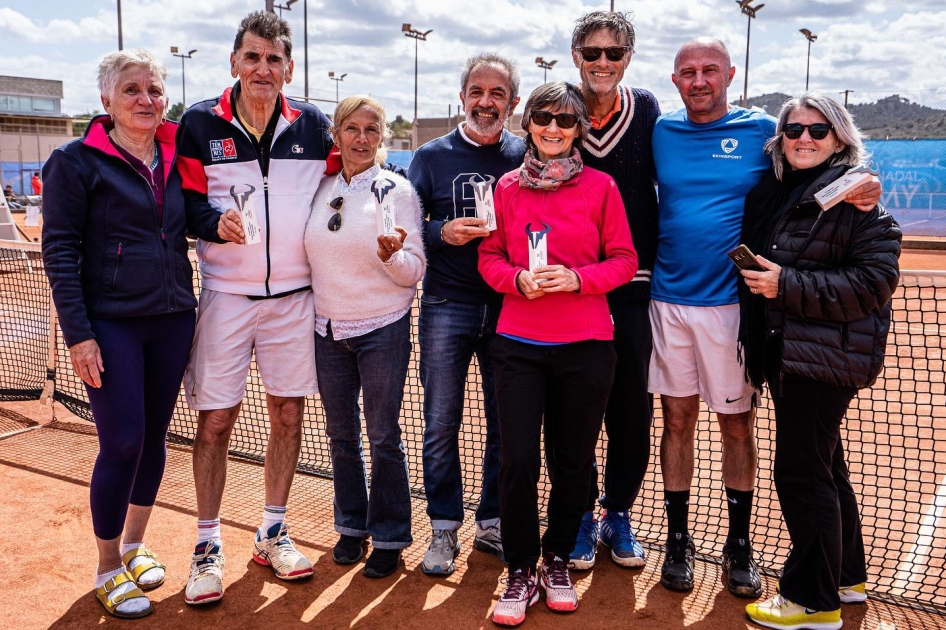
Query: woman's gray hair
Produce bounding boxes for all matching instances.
[97,48,168,105]
[520,82,590,153]
[766,91,868,180]
[332,95,392,165]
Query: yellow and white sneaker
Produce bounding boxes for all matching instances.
[839,582,867,604]
[746,594,842,630]
[253,523,313,580]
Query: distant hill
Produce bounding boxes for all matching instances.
[735,93,946,139]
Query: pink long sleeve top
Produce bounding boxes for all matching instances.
[478,166,638,343]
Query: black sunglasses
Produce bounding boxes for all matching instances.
[782,122,834,140]
[576,46,629,62]
[530,110,580,130]
[327,196,344,231]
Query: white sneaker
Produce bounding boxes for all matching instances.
[492,567,539,626]
[252,523,313,580]
[421,529,460,576]
[184,540,225,605]
[474,522,505,564]
[539,554,578,612]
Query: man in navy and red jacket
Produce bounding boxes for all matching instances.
[175,10,334,606]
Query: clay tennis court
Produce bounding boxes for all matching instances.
[1,246,945,629]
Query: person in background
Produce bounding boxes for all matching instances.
[31,171,42,195]
[740,92,900,630]
[305,95,425,578]
[479,81,637,626]
[41,48,196,619]
[4,185,23,209]
[176,10,335,604]
[409,52,524,577]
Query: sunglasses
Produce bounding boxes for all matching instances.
[782,122,834,140]
[530,109,580,129]
[576,46,629,62]
[327,196,344,231]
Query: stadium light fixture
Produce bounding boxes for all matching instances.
[736,0,765,107]
[799,29,818,91]
[535,57,557,83]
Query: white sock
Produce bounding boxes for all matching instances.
[95,566,150,615]
[196,519,222,546]
[260,505,287,537]
[121,541,164,587]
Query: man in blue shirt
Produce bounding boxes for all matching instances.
[650,37,880,598]
[409,53,525,577]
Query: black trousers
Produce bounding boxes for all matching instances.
[492,336,616,571]
[587,299,654,511]
[772,376,868,611]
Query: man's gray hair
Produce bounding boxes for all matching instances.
[520,82,590,152]
[571,11,636,51]
[234,10,293,59]
[766,91,868,180]
[97,48,168,104]
[460,53,521,105]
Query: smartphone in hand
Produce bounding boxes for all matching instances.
[728,244,765,272]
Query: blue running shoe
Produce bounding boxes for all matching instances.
[568,511,598,570]
[600,509,646,568]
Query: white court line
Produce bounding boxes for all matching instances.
[892,474,946,594]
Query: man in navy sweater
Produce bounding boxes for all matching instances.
[409,53,525,576]
[567,10,661,573]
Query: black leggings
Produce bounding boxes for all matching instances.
[772,376,867,611]
[492,336,616,571]
[86,310,195,540]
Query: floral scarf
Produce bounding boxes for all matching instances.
[518,147,583,191]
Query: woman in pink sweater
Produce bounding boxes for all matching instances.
[479,82,637,626]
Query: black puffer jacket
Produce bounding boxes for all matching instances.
[739,164,901,392]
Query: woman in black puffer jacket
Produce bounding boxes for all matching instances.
[738,92,900,630]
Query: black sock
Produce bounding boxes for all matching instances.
[725,486,753,548]
[664,490,690,541]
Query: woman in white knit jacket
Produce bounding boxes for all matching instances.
[304,95,426,579]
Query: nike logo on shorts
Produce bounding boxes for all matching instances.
[725,395,745,403]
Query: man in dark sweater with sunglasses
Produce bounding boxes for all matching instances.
[566,10,661,576]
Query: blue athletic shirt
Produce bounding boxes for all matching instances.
[651,106,776,306]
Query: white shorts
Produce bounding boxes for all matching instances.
[648,300,757,414]
[185,288,318,410]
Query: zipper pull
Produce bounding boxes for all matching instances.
[160,228,167,244]
[117,241,123,259]
[263,176,269,191]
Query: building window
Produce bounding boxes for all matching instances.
[32,98,55,113]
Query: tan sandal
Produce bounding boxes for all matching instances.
[122,547,166,590]
[94,570,153,619]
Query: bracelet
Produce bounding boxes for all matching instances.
[440,219,450,243]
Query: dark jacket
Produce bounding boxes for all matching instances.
[42,115,197,347]
[739,164,901,392]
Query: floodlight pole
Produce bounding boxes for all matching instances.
[171,48,197,108]
[737,0,764,107]
[402,24,431,129]
[536,57,557,83]
[328,72,347,103]
[117,0,123,50]
[800,29,818,91]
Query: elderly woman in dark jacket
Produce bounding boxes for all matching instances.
[738,92,900,630]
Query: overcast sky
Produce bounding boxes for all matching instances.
[1,0,944,120]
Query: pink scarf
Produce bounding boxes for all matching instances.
[518,147,583,191]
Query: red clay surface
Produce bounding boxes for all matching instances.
[0,247,944,629]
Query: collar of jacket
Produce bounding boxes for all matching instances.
[211,84,301,125]
[82,114,179,183]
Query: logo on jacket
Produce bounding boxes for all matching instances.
[291,144,304,154]
[210,138,238,161]
[721,138,739,153]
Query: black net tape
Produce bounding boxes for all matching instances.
[2,242,944,614]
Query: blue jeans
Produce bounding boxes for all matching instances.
[419,294,502,530]
[314,313,413,549]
